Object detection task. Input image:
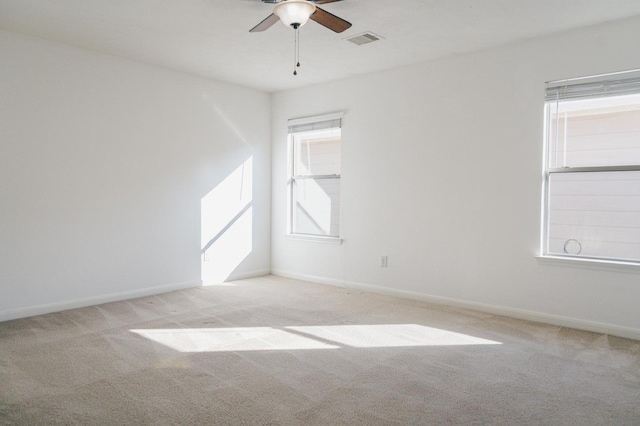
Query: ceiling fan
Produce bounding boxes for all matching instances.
[249,0,352,33]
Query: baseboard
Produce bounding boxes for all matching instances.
[0,280,202,323]
[271,269,640,341]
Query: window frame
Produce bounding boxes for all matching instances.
[286,112,343,243]
[540,70,640,265]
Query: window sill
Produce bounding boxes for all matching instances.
[285,234,343,245]
[535,255,640,273]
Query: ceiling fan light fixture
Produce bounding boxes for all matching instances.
[274,0,317,28]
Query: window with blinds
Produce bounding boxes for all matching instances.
[287,113,342,238]
[542,71,640,263]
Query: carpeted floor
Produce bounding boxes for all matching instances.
[1,275,639,425]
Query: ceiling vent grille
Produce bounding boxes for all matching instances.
[346,32,382,46]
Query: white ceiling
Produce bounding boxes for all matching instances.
[1,0,640,93]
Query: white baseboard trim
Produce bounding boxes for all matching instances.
[0,280,202,323]
[227,269,272,282]
[272,269,640,341]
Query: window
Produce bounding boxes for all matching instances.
[542,71,640,263]
[287,113,342,239]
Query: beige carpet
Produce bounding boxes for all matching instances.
[1,275,639,425]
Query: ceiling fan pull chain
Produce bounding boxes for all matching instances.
[293,26,300,76]
[297,27,301,69]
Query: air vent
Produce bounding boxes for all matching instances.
[346,32,382,46]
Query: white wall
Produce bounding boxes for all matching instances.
[271,16,640,339]
[0,30,271,319]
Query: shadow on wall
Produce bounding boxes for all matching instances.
[200,157,253,285]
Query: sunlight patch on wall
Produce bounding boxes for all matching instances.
[131,324,501,353]
[201,157,253,285]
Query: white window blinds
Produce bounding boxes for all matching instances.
[288,113,342,134]
[546,72,640,101]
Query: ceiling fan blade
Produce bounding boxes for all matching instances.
[310,7,352,33]
[249,13,280,32]
[314,0,344,4]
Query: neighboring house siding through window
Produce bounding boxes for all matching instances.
[542,71,640,263]
[287,113,342,239]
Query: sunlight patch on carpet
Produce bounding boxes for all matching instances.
[131,327,339,352]
[287,324,502,348]
[131,324,501,353]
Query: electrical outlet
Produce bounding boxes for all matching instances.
[203,252,210,262]
[380,256,388,268]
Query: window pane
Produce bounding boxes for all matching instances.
[292,177,340,237]
[548,93,640,168]
[547,171,640,261]
[293,129,341,176]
